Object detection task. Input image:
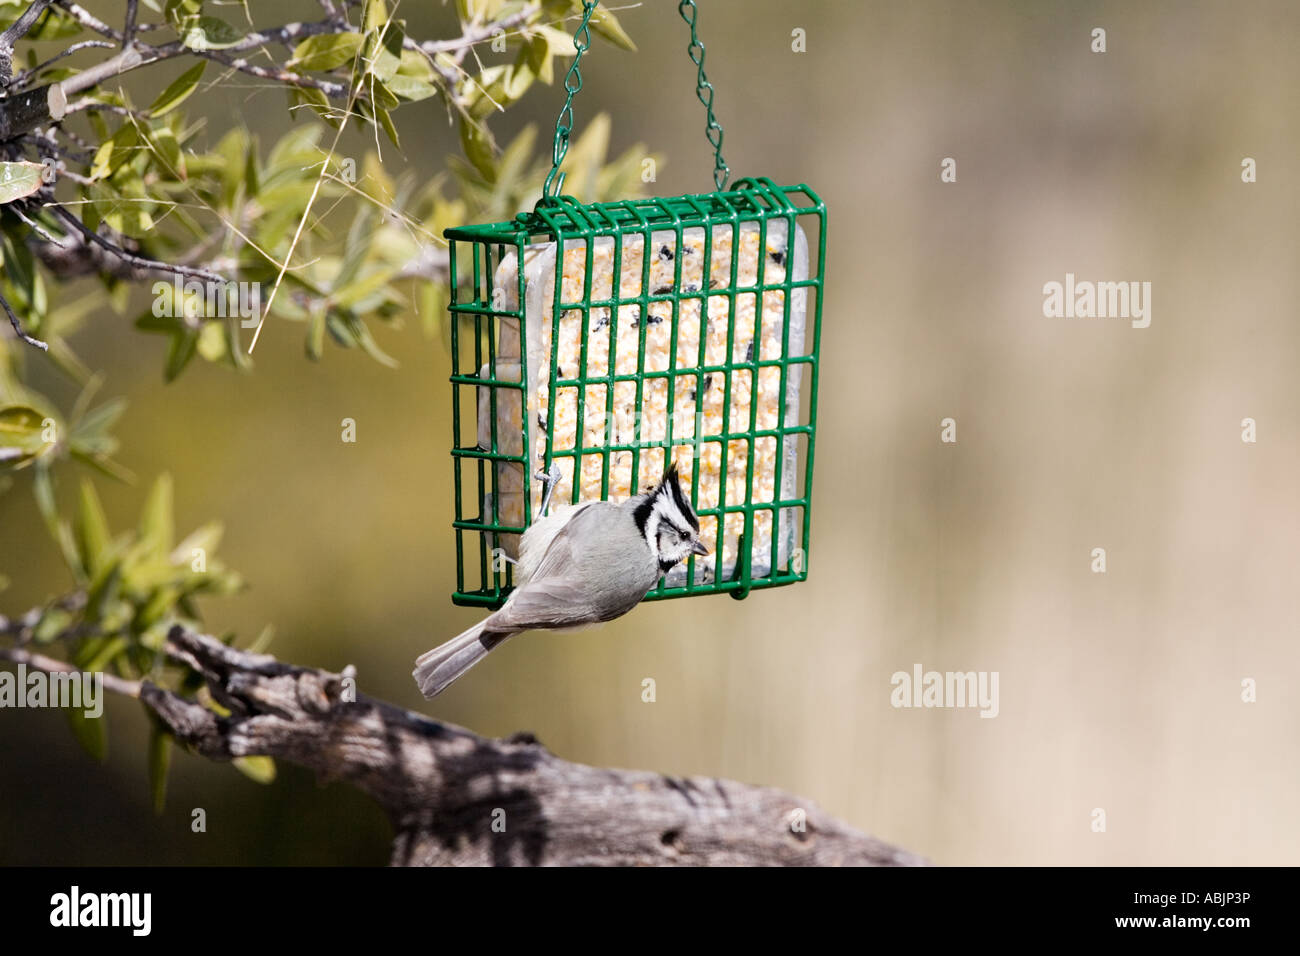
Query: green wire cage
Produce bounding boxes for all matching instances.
[447,1,826,609]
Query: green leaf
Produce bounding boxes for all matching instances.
[0,161,46,205]
[248,623,275,654]
[139,472,174,553]
[376,104,400,147]
[180,16,246,51]
[363,0,388,33]
[70,447,135,485]
[365,20,404,82]
[385,73,437,102]
[536,24,578,58]
[0,405,54,468]
[80,636,128,673]
[68,397,126,475]
[84,560,123,626]
[149,124,184,177]
[290,33,363,72]
[163,0,202,27]
[148,61,207,117]
[32,607,72,643]
[172,520,223,564]
[164,328,199,382]
[148,724,174,814]
[66,707,108,764]
[587,3,636,51]
[344,314,398,367]
[233,755,276,784]
[287,85,336,126]
[135,585,177,630]
[33,463,65,542]
[196,319,226,362]
[458,120,496,182]
[524,33,554,85]
[90,124,141,180]
[75,478,112,578]
[332,267,396,310]
[306,310,326,360]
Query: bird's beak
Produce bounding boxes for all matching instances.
[690,540,710,556]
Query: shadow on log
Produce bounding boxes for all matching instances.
[130,625,925,866]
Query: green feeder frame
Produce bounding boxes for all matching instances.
[446,1,827,609]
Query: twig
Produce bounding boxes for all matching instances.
[0,645,141,697]
[123,0,139,48]
[64,98,146,118]
[0,285,48,351]
[8,201,65,244]
[10,40,116,91]
[52,1,122,43]
[50,205,228,284]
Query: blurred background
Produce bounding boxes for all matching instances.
[2,0,1298,865]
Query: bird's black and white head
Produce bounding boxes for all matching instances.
[634,464,709,572]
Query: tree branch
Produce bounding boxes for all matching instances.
[2,622,926,867]
[0,1,56,85]
[48,204,229,284]
[0,284,48,350]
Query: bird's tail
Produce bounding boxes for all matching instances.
[412,620,511,699]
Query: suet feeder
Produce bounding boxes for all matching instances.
[446,1,826,608]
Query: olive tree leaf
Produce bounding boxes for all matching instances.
[138,472,174,553]
[0,405,54,468]
[148,724,174,814]
[180,16,246,51]
[66,707,108,763]
[233,755,276,784]
[148,61,208,117]
[585,2,636,51]
[289,33,363,72]
[75,478,112,578]
[0,162,46,205]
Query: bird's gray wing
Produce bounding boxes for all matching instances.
[489,501,646,631]
[527,501,606,582]
[487,578,593,631]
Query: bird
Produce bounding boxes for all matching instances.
[414,463,709,699]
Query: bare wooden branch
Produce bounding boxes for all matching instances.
[0,285,48,350]
[6,622,925,867]
[48,205,229,284]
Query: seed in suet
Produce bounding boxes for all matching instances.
[658,244,674,261]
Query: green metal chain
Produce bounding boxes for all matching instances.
[677,0,730,191]
[540,0,598,202]
[540,0,730,204]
